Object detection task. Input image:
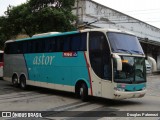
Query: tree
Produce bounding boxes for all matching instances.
[0,16,14,49]
[0,0,76,42]
[27,0,76,34]
[0,3,33,48]
[29,0,76,33]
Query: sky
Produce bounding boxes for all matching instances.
[0,0,160,28]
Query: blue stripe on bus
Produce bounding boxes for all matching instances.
[24,52,90,88]
[16,31,79,42]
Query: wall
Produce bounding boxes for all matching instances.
[73,0,160,45]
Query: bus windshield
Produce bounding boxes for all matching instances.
[107,32,144,55]
[114,56,146,83]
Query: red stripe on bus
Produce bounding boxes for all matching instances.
[84,52,93,96]
[0,62,3,67]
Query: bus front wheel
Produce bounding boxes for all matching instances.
[20,75,27,90]
[78,83,88,101]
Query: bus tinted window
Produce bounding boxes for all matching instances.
[0,53,3,62]
[44,38,57,52]
[63,36,71,51]
[22,41,28,53]
[71,33,86,51]
[34,39,44,53]
[12,43,19,54]
[89,31,112,80]
[57,33,87,52]
[56,37,64,52]
[27,41,33,53]
[4,32,87,54]
[5,42,18,54]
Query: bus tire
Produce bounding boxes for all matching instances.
[20,75,27,90]
[79,83,88,101]
[12,74,19,87]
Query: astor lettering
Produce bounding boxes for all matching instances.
[33,54,55,65]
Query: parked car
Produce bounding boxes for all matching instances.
[145,60,152,73]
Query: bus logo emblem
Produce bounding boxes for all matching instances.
[63,52,78,57]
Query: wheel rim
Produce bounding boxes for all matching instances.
[20,77,26,88]
[80,87,83,96]
[21,81,25,88]
[13,77,18,85]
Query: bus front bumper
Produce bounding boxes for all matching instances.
[113,89,146,99]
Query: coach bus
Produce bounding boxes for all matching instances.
[3,28,146,101]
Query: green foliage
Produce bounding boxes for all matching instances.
[0,0,76,46]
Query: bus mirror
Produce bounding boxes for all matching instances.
[112,53,122,71]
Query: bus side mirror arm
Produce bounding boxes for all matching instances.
[112,53,122,71]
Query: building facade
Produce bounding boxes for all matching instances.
[73,0,160,70]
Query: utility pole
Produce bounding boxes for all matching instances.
[76,0,79,28]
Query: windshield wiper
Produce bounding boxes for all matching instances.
[117,49,132,54]
[131,50,144,55]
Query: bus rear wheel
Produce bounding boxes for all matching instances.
[12,75,19,87]
[20,75,27,90]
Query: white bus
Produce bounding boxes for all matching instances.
[4,28,146,101]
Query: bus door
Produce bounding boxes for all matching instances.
[89,32,112,97]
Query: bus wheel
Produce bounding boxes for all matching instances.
[12,75,19,87]
[20,75,27,90]
[79,83,88,101]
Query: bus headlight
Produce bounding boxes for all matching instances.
[142,87,146,90]
[114,87,125,92]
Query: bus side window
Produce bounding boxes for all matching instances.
[71,33,87,51]
[44,39,50,52]
[22,41,28,53]
[71,34,81,51]
[32,41,37,53]
[89,32,103,78]
[9,42,18,54]
[80,33,87,51]
[27,41,33,53]
[89,32,112,80]
[4,43,10,54]
[35,39,44,53]
[44,38,57,52]
[17,42,23,54]
[50,38,56,52]
[63,36,71,51]
[56,37,64,52]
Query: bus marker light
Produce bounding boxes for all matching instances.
[122,60,128,63]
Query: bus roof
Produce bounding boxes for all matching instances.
[32,32,61,37]
[5,28,135,43]
[79,28,135,35]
